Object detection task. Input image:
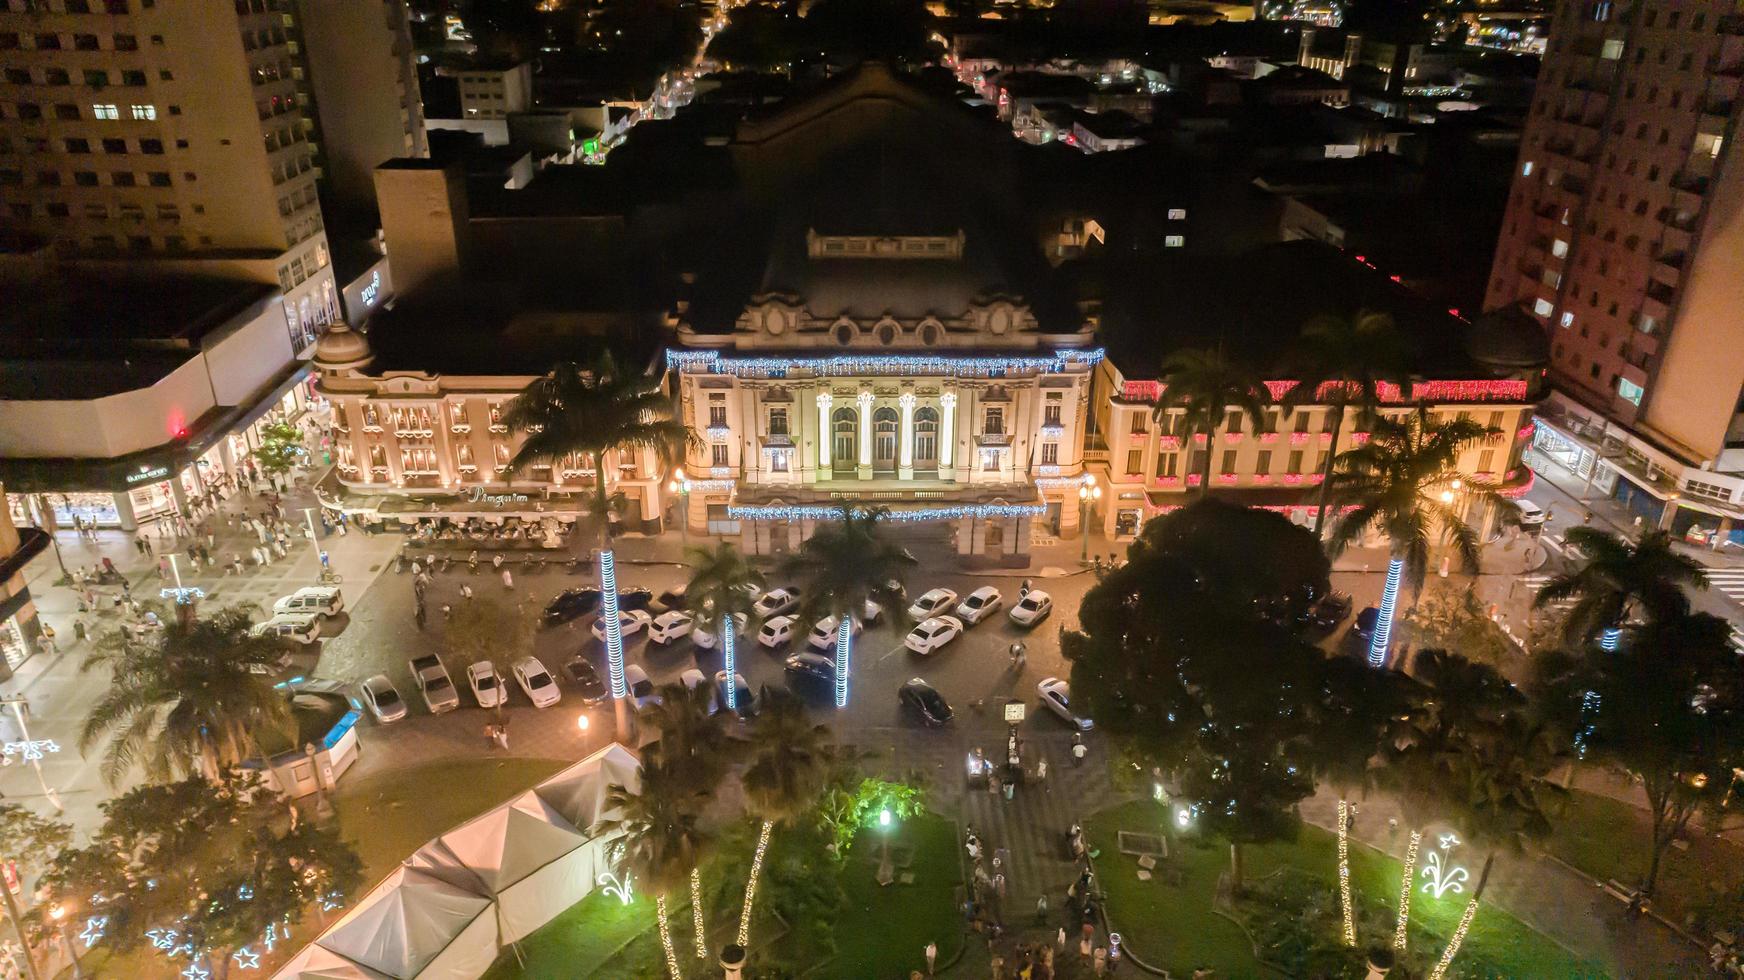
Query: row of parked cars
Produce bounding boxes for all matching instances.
[249,586,346,645]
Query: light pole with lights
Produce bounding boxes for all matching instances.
[47,905,79,980]
[668,469,691,549]
[1079,481,1103,563]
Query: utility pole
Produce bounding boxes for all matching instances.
[0,698,59,813]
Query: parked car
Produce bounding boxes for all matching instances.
[251,613,322,645]
[898,678,952,727]
[1299,590,1354,631]
[753,587,802,618]
[907,588,958,621]
[679,668,718,716]
[467,661,505,709]
[861,599,886,625]
[757,615,797,649]
[590,609,653,643]
[904,616,964,655]
[714,671,757,718]
[625,663,660,710]
[542,588,602,627]
[513,657,562,708]
[273,586,344,618]
[692,612,748,651]
[408,654,460,714]
[615,588,655,612]
[806,614,862,652]
[1036,676,1093,731]
[783,651,835,685]
[562,655,609,704]
[1008,591,1053,628]
[1513,499,1547,529]
[655,585,689,610]
[953,586,1004,625]
[358,674,406,724]
[649,610,695,645]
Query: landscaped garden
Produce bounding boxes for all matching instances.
[1088,800,1608,979]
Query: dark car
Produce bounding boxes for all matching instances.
[1351,606,1381,645]
[562,655,609,704]
[898,678,952,727]
[656,585,689,610]
[616,588,655,612]
[543,589,602,627]
[784,651,835,685]
[1300,591,1354,631]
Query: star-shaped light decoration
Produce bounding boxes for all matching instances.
[146,928,179,952]
[179,962,210,980]
[1437,832,1462,851]
[231,947,261,971]
[77,915,107,948]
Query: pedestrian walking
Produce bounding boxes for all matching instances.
[461,584,474,601]
[1037,759,1048,788]
[966,838,981,863]
[1035,895,1049,925]
[156,557,168,581]
[1055,927,1066,954]
[205,531,215,550]
[1107,942,1121,975]
[1093,946,1107,977]
[994,872,1006,900]
[415,604,427,631]
[230,554,244,575]
[134,536,147,557]
[38,625,56,655]
[924,941,937,975]
[501,568,514,589]
[198,544,211,566]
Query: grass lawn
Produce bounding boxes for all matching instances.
[479,890,653,980]
[1089,801,1608,979]
[335,756,570,883]
[1544,787,1744,934]
[825,812,965,978]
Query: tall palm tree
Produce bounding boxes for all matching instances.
[1533,527,1703,652]
[1325,406,1499,668]
[639,681,731,964]
[1382,649,1523,951]
[685,543,765,714]
[601,760,708,980]
[737,689,831,950]
[504,350,690,742]
[780,506,915,708]
[79,606,293,786]
[1425,712,1564,980]
[1153,348,1270,497]
[1284,310,1410,537]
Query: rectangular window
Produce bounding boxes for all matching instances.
[1126,449,1143,475]
[708,405,728,427]
[771,452,789,473]
[1167,208,1187,220]
[1287,450,1303,474]
[1042,443,1059,465]
[1551,238,1568,257]
[768,408,788,436]
[1044,403,1062,427]
[129,103,155,120]
[1477,448,1496,472]
[982,450,999,472]
[1617,377,1644,405]
[985,408,1004,435]
[1256,449,1272,473]
[710,444,729,467]
[91,103,118,119]
[1164,235,1185,248]
[1534,298,1555,317]
[1129,412,1147,433]
[1220,449,1237,473]
[1158,453,1179,478]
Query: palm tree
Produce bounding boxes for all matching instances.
[79,606,293,786]
[1284,310,1410,537]
[639,681,731,964]
[504,350,690,742]
[1424,711,1564,980]
[1533,527,1703,652]
[601,760,708,980]
[780,506,915,708]
[1325,406,1500,668]
[1153,348,1270,497]
[1382,649,1523,951]
[685,543,765,715]
[737,688,832,950]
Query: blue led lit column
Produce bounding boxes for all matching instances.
[1369,557,1403,669]
[835,615,852,708]
[1599,625,1621,652]
[600,551,627,699]
[722,616,737,713]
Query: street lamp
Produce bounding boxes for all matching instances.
[1079,481,1103,562]
[48,904,79,980]
[668,468,691,549]
[302,507,327,580]
[576,713,590,733]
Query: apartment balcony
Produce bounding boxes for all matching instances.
[1651,251,1684,288]
[1643,281,1676,315]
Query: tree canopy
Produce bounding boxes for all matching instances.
[1127,498,1330,620]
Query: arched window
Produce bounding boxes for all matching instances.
[914,406,939,468]
[833,323,855,346]
[874,407,899,468]
[832,406,857,470]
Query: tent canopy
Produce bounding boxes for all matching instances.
[275,943,394,980]
[411,791,588,894]
[533,742,641,833]
[317,866,495,979]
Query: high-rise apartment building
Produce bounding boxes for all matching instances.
[1486,0,1744,545]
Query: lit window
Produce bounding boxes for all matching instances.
[1534,298,1555,317]
[91,103,118,119]
[1617,378,1644,405]
[1521,161,1533,176]
[1601,39,1624,59]
[1551,238,1568,257]
[128,103,154,120]
[1167,208,1187,220]
[711,444,728,466]
[1561,311,1576,328]
[1164,235,1185,248]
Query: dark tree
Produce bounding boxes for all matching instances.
[802,0,940,65]
[1127,498,1331,621]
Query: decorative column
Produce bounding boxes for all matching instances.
[939,391,957,471]
[816,392,833,470]
[898,392,916,480]
[856,390,874,480]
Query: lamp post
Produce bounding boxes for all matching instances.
[47,905,79,980]
[1079,481,1102,562]
[668,469,690,549]
[0,696,59,812]
[302,507,327,580]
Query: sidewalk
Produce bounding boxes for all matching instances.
[1529,455,1744,569]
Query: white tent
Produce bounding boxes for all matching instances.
[409,790,596,943]
[273,943,393,980]
[310,866,499,980]
[532,742,641,832]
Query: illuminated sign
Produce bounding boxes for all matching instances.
[360,271,382,307]
[126,465,170,484]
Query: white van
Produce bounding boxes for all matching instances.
[1513,499,1546,529]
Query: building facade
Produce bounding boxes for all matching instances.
[1485,0,1744,545]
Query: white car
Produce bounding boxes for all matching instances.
[907,588,958,622]
[953,586,1004,625]
[251,613,322,645]
[904,615,964,656]
[679,668,719,716]
[861,598,886,624]
[753,587,802,618]
[512,656,562,709]
[648,610,695,645]
[273,586,344,618]
[408,654,460,714]
[358,674,406,724]
[625,663,660,710]
[1009,591,1053,627]
[1514,499,1546,529]
[757,615,797,649]
[467,661,505,709]
[691,612,748,650]
[1037,676,1094,731]
[590,609,652,643]
[806,614,863,652]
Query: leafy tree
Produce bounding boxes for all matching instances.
[1534,611,1744,896]
[1399,581,1518,666]
[41,772,362,973]
[1533,527,1704,651]
[251,421,306,478]
[738,689,832,950]
[685,543,765,715]
[781,506,915,709]
[639,681,730,963]
[443,596,537,726]
[601,760,707,980]
[80,606,293,785]
[1325,406,1499,668]
[1284,310,1410,536]
[814,776,927,861]
[0,805,70,980]
[1151,348,1270,497]
[505,351,690,741]
[1127,498,1329,619]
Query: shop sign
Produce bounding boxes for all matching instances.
[467,487,529,506]
[360,271,382,307]
[125,465,170,485]
[1003,702,1026,723]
